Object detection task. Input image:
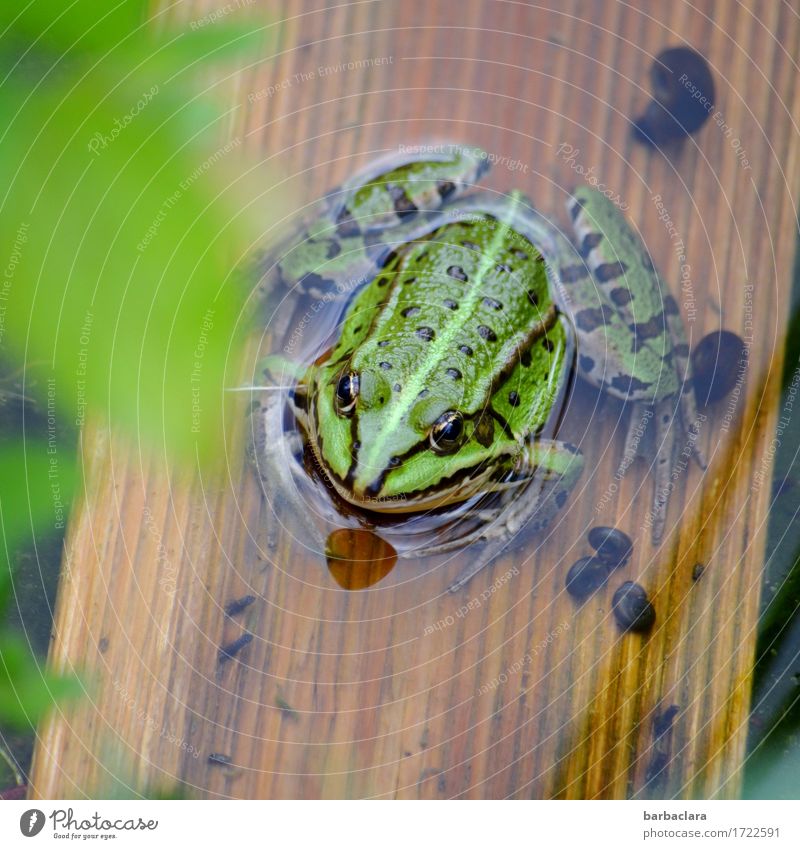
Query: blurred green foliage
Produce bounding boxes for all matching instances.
[0,0,273,770]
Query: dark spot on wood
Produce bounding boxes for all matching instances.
[588,526,633,567]
[508,391,520,407]
[416,326,435,341]
[443,299,459,310]
[664,295,680,315]
[560,264,589,282]
[446,368,462,380]
[644,751,670,789]
[674,343,690,357]
[218,632,253,664]
[692,330,747,404]
[610,287,633,305]
[654,705,680,738]
[575,305,614,332]
[98,637,109,653]
[580,232,603,256]
[595,261,629,281]
[483,297,503,310]
[477,325,497,341]
[209,753,232,766]
[612,581,655,632]
[225,595,256,617]
[447,265,468,281]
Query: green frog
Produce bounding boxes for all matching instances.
[252,145,704,591]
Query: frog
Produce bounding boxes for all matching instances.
[251,145,704,591]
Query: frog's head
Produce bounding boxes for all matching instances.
[304,359,499,513]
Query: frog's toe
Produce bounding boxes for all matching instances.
[623,401,653,464]
[650,399,677,544]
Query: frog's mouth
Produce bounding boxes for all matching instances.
[306,435,505,516]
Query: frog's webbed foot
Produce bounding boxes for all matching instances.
[678,381,707,470]
[404,440,584,593]
[663,295,707,470]
[248,391,329,555]
[650,397,678,544]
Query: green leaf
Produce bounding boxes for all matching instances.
[0,0,269,71]
[0,0,152,54]
[0,632,83,729]
[0,12,275,463]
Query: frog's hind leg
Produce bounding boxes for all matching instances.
[410,440,584,592]
[651,396,678,544]
[330,145,489,238]
[664,295,707,469]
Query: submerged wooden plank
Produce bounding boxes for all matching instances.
[30,0,800,799]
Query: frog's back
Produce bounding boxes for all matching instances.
[328,213,568,440]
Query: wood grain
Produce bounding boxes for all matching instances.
[29,0,800,799]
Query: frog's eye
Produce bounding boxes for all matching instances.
[334,371,359,416]
[430,411,464,454]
